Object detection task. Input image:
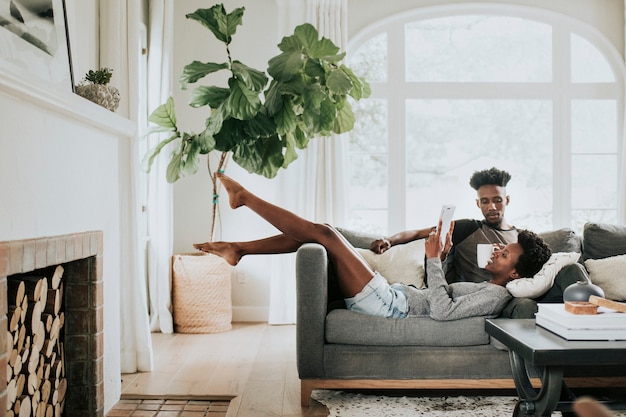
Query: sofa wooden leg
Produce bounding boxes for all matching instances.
[301,380,314,407]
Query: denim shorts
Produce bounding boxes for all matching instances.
[344,272,409,319]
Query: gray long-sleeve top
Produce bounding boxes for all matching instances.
[404,257,512,320]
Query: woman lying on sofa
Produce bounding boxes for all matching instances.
[194,174,552,321]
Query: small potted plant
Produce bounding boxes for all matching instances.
[75,67,121,112]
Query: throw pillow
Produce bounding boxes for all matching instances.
[582,223,626,261]
[584,254,626,301]
[506,252,581,298]
[356,240,426,288]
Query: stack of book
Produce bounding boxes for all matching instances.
[535,303,626,341]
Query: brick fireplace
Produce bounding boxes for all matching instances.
[0,231,104,417]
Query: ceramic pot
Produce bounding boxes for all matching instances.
[563,277,605,302]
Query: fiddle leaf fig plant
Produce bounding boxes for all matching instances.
[143,3,370,240]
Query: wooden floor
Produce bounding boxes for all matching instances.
[120,323,329,417]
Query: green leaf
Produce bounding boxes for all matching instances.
[293,24,341,59]
[326,68,353,95]
[243,111,277,139]
[205,103,228,136]
[276,31,303,53]
[274,97,297,135]
[148,97,177,128]
[263,80,283,115]
[293,125,309,149]
[226,78,262,120]
[186,5,244,44]
[179,61,229,89]
[293,24,320,55]
[232,134,284,178]
[333,100,355,133]
[182,134,201,176]
[302,84,326,111]
[231,61,268,92]
[214,118,244,151]
[141,132,180,173]
[341,65,371,100]
[282,132,298,168]
[196,129,216,154]
[189,85,230,108]
[304,58,324,78]
[267,51,304,83]
[165,149,184,183]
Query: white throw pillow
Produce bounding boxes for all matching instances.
[584,254,626,301]
[356,240,426,288]
[506,252,581,298]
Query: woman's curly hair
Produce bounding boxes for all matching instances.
[515,229,552,277]
[469,167,512,190]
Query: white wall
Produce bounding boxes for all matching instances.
[0,0,137,412]
[171,0,625,322]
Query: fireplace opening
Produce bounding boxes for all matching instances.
[1,231,103,417]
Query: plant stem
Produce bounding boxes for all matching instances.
[208,151,231,242]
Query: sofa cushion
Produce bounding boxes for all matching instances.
[585,254,626,301]
[325,309,489,347]
[355,240,426,288]
[539,228,582,253]
[337,227,379,249]
[583,222,626,261]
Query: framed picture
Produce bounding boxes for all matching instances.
[0,0,74,93]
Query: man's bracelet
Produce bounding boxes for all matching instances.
[382,238,391,247]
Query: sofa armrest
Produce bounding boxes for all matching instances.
[296,243,330,378]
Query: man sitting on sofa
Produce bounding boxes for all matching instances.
[369,167,579,318]
[371,167,517,283]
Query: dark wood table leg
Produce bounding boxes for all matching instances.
[509,350,565,416]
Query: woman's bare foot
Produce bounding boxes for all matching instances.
[193,241,242,266]
[218,174,245,209]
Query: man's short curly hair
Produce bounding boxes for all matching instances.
[514,230,552,278]
[469,167,512,190]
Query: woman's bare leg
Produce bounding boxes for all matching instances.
[217,174,374,297]
[193,234,301,266]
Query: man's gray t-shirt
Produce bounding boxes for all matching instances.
[444,219,518,283]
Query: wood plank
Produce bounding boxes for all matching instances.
[120,323,626,417]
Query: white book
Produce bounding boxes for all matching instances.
[536,314,626,341]
[536,303,626,330]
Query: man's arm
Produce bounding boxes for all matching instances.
[369,227,435,254]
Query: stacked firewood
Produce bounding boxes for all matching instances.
[6,266,66,417]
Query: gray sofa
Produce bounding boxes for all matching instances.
[296,223,626,406]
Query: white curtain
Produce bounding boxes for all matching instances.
[100,0,154,372]
[146,0,175,334]
[268,0,349,324]
[622,1,626,224]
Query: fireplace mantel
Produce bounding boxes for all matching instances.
[0,71,135,139]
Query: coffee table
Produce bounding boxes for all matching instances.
[486,318,626,417]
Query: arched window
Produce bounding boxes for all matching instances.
[346,4,624,235]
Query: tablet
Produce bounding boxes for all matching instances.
[438,204,456,245]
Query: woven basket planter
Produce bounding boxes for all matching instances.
[172,253,233,333]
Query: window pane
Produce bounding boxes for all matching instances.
[349,210,387,235]
[406,15,552,82]
[349,99,388,153]
[571,33,615,83]
[572,210,617,233]
[571,100,617,153]
[348,154,387,233]
[571,155,617,209]
[405,100,553,231]
[348,33,387,82]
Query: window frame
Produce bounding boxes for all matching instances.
[347,3,625,234]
